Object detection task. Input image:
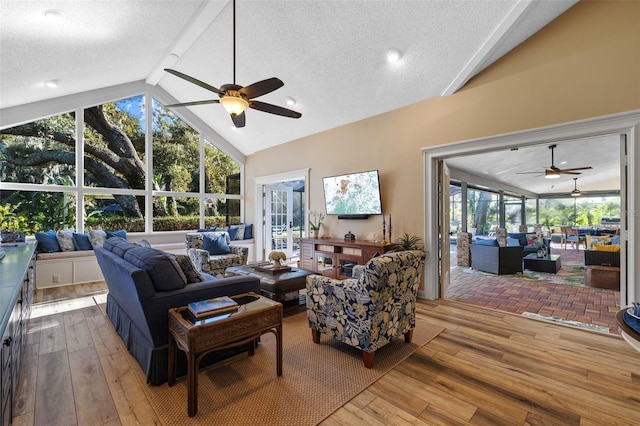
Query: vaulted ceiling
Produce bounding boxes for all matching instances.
[1,0,578,157]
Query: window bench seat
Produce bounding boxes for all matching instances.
[35,239,256,288]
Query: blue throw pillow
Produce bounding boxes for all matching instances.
[611,235,621,245]
[244,223,253,239]
[227,226,238,241]
[475,238,498,246]
[197,227,217,232]
[35,230,61,253]
[72,232,93,250]
[106,229,127,240]
[203,234,231,255]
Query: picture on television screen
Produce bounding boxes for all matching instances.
[322,170,382,215]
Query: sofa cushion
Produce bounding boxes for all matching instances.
[56,230,76,252]
[204,233,231,255]
[235,224,246,240]
[124,247,187,291]
[611,235,621,245]
[72,232,93,250]
[173,254,205,283]
[507,232,528,246]
[89,229,107,248]
[475,238,498,246]
[35,230,61,253]
[103,237,138,258]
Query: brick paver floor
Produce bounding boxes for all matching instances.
[446,242,621,334]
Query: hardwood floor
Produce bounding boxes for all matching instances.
[13,283,640,425]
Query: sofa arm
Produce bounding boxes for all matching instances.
[141,275,261,346]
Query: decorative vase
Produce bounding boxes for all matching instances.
[537,248,545,258]
[312,229,319,239]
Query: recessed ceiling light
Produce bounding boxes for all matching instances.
[285,96,296,106]
[43,9,64,22]
[45,79,59,88]
[386,48,401,63]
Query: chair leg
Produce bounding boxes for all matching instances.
[311,329,320,344]
[362,351,375,368]
[404,329,413,343]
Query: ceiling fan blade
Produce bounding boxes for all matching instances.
[239,78,284,99]
[165,100,220,107]
[561,171,582,175]
[559,166,593,172]
[231,112,246,128]
[249,100,301,118]
[516,171,544,175]
[164,69,222,95]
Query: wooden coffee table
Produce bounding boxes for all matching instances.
[226,264,314,309]
[168,292,283,417]
[523,253,562,273]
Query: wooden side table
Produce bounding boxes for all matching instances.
[168,292,283,417]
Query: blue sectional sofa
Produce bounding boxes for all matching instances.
[95,237,260,385]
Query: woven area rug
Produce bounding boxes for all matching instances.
[131,310,443,425]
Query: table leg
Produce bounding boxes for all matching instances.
[188,351,197,417]
[168,333,176,387]
[276,324,283,376]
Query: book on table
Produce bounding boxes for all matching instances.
[188,296,239,318]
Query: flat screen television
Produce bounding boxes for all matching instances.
[322,170,382,219]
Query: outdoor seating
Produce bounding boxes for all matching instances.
[562,227,585,250]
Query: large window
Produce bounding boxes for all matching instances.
[467,188,499,236]
[0,94,242,235]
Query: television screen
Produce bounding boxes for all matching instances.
[322,170,382,215]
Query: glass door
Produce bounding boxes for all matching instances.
[265,184,294,260]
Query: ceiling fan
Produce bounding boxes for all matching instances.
[163,0,301,128]
[517,144,592,179]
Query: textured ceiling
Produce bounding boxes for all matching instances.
[445,135,621,196]
[1,0,577,156]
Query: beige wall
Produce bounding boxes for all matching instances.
[244,1,640,247]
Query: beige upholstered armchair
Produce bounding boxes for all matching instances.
[185,231,248,278]
[306,250,425,368]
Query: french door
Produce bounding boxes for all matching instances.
[265,184,294,260]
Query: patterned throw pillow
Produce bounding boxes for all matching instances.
[89,229,107,248]
[173,254,205,283]
[587,234,611,250]
[56,230,76,252]
[136,239,152,248]
[235,224,246,240]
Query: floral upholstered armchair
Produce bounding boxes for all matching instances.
[185,231,248,278]
[306,250,425,368]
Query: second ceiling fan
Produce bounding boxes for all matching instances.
[163,0,301,128]
[517,144,592,179]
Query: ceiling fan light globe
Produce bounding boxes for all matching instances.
[220,95,249,116]
[544,172,560,179]
[571,189,581,197]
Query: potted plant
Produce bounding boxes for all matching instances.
[396,232,423,251]
[0,203,30,243]
[268,251,287,268]
[308,211,324,239]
